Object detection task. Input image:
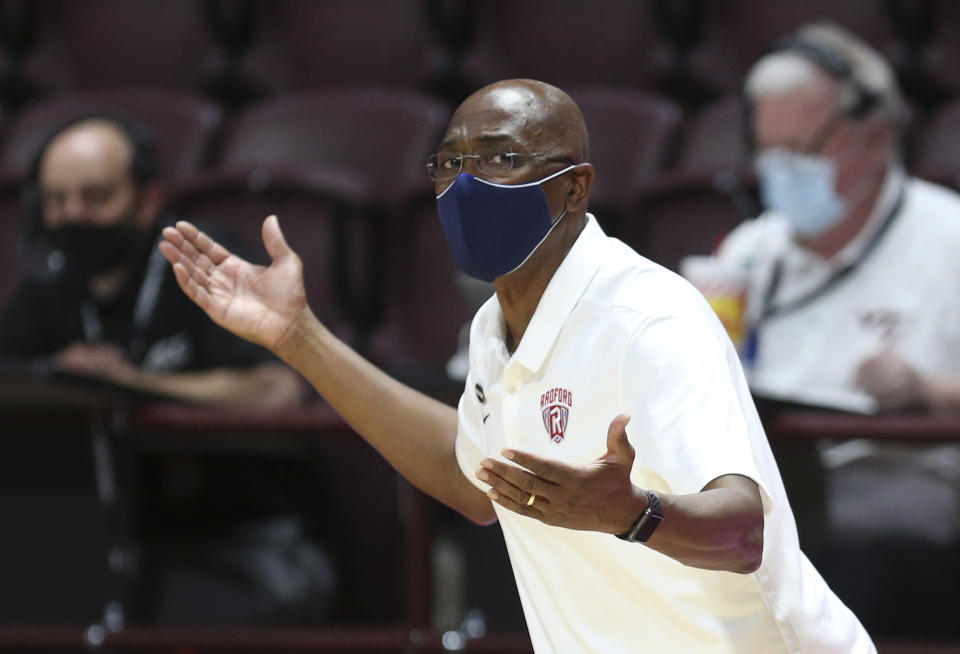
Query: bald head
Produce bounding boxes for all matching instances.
[445,79,589,166]
[37,118,153,231]
[40,120,136,189]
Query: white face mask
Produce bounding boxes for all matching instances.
[755,148,846,237]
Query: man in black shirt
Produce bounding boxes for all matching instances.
[0,114,336,625]
[0,114,302,406]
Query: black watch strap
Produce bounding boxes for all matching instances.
[616,490,663,543]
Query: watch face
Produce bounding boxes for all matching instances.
[635,512,663,542]
[616,491,663,542]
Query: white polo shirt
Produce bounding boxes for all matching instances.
[455,215,873,653]
[717,169,960,412]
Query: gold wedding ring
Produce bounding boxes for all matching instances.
[526,493,536,506]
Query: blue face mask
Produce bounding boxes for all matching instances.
[755,148,847,237]
[436,165,578,282]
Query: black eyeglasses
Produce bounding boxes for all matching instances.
[426,147,572,182]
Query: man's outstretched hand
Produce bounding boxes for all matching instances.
[476,413,645,535]
[158,215,309,351]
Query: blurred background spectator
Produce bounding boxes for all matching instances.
[0,113,303,405]
[707,21,960,639]
[0,112,340,626]
[0,0,959,651]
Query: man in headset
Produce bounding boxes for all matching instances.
[713,23,960,635]
[160,78,873,652]
[720,22,960,414]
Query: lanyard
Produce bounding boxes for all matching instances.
[80,236,167,361]
[758,184,906,323]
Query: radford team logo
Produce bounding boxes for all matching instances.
[540,387,573,444]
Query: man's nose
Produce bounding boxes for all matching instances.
[59,194,90,222]
[461,156,481,176]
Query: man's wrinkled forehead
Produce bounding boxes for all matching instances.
[753,77,843,148]
[441,85,550,150]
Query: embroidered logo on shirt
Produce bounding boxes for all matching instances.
[858,309,903,341]
[540,387,572,444]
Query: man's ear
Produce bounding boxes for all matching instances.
[136,180,166,228]
[565,163,595,213]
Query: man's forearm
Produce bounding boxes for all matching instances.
[275,308,495,525]
[642,476,764,574]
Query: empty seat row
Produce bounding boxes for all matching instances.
[2,86,960,372]
[1,0,959,108]
[2,86,956,207]
[0,86,708,238]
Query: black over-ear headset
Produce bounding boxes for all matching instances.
[21,111,160,244]
[743,36,882,152]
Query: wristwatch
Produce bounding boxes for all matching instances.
[616,490,663,543]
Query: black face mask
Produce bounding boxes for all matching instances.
[45,214,145,278]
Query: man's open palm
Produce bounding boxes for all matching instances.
[158,215,308,351]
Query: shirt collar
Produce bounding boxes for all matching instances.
[832,164,907,267]
[500,213,607,373]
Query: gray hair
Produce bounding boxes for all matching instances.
[745,21,904,127]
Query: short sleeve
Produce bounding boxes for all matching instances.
[622,314,772,509]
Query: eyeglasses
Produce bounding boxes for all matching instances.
[426,147,572,182]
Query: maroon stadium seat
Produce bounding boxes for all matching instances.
[672,95,751,177]
[565,86,682,233]
[173,89,449,343]
[0,90,223,180]
[170,170,362,347]
[367,193,475,373]
[684,0,899,97]
[622,174,757,273]
[0,107,17,310]
[20,0,228,93]
[0,204,19,311]
[0,0,36,104]
[459,0,672,91]
[240,0,445,93]
[200,88,450,345]
[913,0,960,98]
[910,97,960,189]
[215,88,449,208]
